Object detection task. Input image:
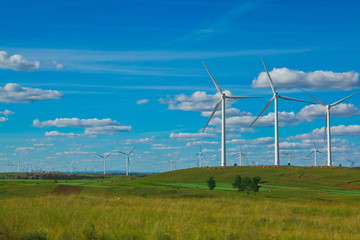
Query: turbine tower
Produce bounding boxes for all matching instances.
[202,61,262,167]
[300,89,358,166]
[283,151,294,165]
[233,146,246,166]
[117,147,136,176]
[307,140,324,167]
[250,58,313,165]
[168,160,175,171]
[194,146,206,167]
[96,153,112,175]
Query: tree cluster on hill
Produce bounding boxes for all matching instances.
[233,175,261,195]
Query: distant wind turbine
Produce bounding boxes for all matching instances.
[117,147,136,176]
[251,58,313,165]
[307,140,324,167]
[202,61,262,167]
[283,151,294,166]
[96,153,112,175]
[194,146,206,168]
[168,160,175,171]
[300,89,358,166]
[347,159,356,167]
[233,146,246,166]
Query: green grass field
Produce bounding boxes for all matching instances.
[0,166,360,239]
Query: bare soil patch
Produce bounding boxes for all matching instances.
[52,185,83,195]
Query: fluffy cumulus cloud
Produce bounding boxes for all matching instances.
[0,50,40,71]
[159,90,239,112]
[136,99,149,105]
[169,132,217,141]
[125,137,155,144]
[34,118,132,136]
[289,125,360,140]
[0,110,14,115]
[297,103,360,122]
[0,83,62,103]
[186,141,219,147]
[151,143,184,150]
[252,68,360,90]
[45,131,84,137]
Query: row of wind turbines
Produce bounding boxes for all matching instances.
[202,58,358,167]
[96,147,136,175]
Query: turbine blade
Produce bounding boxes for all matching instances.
[300,88,326,106]
[250,97,275,127]
[194,153,199,157]
[307,151,314,157]
[202,98,222,132]
[202,61,222,94]
[129,147,136,155]
[317,150,325,155]
[226,96,263,99]
[261,57,276,94]
[96,154,104,158]
[233,153,239,156]
[278,95,314,104]
[313,139,316,149]
[330,92,358,107]
[104,153,112,159]
[117,151,127,155]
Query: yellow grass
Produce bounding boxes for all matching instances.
[0,194,359,239]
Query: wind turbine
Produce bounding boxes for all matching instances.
[152,162,160,174]
[17,159,20,172]
[202,61,262,167]
[307,140,324,167]
[96,153,112,175]
[6,160,14,173]
[250,58,313,165]
[347,159,356,167]
[117,147,136,176]
[233,146,246,166]
[283,151,294,166]
[168,160,175,171]
[300,89,358,166]
[194,146,206,168]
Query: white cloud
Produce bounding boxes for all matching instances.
[45,131,84,137]
[252,68,360,90]
[51,60,64,69]
[0,83,62,103]
[0,117,7,123]
[136,99,149,104]
[56,150,94,155]
[15,147,35,152]
[186,141,219,147]
[159,91,238,112]
[170,132,217,141]
[125,137,155,144]
[151,143,184,150]
[289,125,360,140]
[0,110,14,115]
[297,103,360,122]
[0,50,39,71]
[34,118,132,136]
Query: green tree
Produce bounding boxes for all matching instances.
[251,176,261,193]
[207,176,216,190]
[232,175,244,192]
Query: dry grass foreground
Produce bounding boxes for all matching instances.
[0,194,359,240]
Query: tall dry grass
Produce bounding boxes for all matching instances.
[0,195,359,239]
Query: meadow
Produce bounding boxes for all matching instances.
[0,166,360,239]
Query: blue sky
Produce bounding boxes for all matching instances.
[0,0,360,173]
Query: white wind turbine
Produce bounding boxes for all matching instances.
[96,153,112,175]
[300,89,358,166]
[233,146,246,166]
[194,146,206,168]
[117,147,136,176]
[307,140,324,167]
[250,58,313,165]
[283,151,294,166]
[202,61,262,167]
[168,160,175,171]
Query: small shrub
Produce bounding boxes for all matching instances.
[232,175,261,195]
[207,176,216,190]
